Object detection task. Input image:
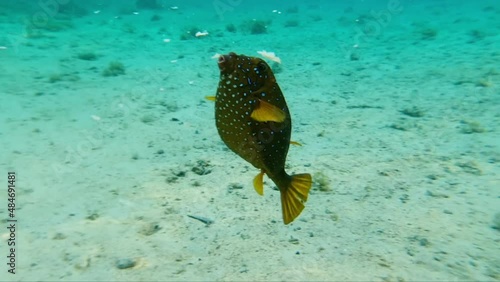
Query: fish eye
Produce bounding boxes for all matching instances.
[257,62,267,72]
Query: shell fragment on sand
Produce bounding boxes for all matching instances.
[257,50,281,64]
[195,31,209,37]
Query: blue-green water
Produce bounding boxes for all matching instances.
[0,0,499,281]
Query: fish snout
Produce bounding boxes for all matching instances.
[218,52,238,72]
[217,55,227,71]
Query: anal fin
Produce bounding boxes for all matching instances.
[253,170,265,195]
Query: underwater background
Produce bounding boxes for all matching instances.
[0,0,499,281]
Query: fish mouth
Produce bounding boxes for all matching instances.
[217,55,226,70]
[218,52,237,72]
[217,55,227,71]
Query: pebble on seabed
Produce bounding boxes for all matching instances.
[115,258,136,269]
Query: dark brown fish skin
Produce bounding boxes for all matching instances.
[215,52,291,185]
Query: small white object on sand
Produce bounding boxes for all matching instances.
[163,38,171,43]
[195,31,209,37]
[90,115,101,121]
[0,46,7,50]
[257,50,281,64]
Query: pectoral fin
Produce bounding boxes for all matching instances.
[250,99,286,122]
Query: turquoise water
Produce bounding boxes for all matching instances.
[1,0,499,281]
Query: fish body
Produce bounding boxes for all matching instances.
[213,52,312,224]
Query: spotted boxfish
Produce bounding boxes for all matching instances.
[208,52,312,224]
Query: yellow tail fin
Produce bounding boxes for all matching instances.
[281,173,312,224]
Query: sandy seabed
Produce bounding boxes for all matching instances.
[0,0,499,281]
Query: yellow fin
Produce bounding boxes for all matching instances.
[290,141,302,146]
[205,96,216,101]
[250,99,286,122]
[253,170,265,195]
[281,173,312,224]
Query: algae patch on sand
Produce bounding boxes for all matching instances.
[102,61,125,77]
